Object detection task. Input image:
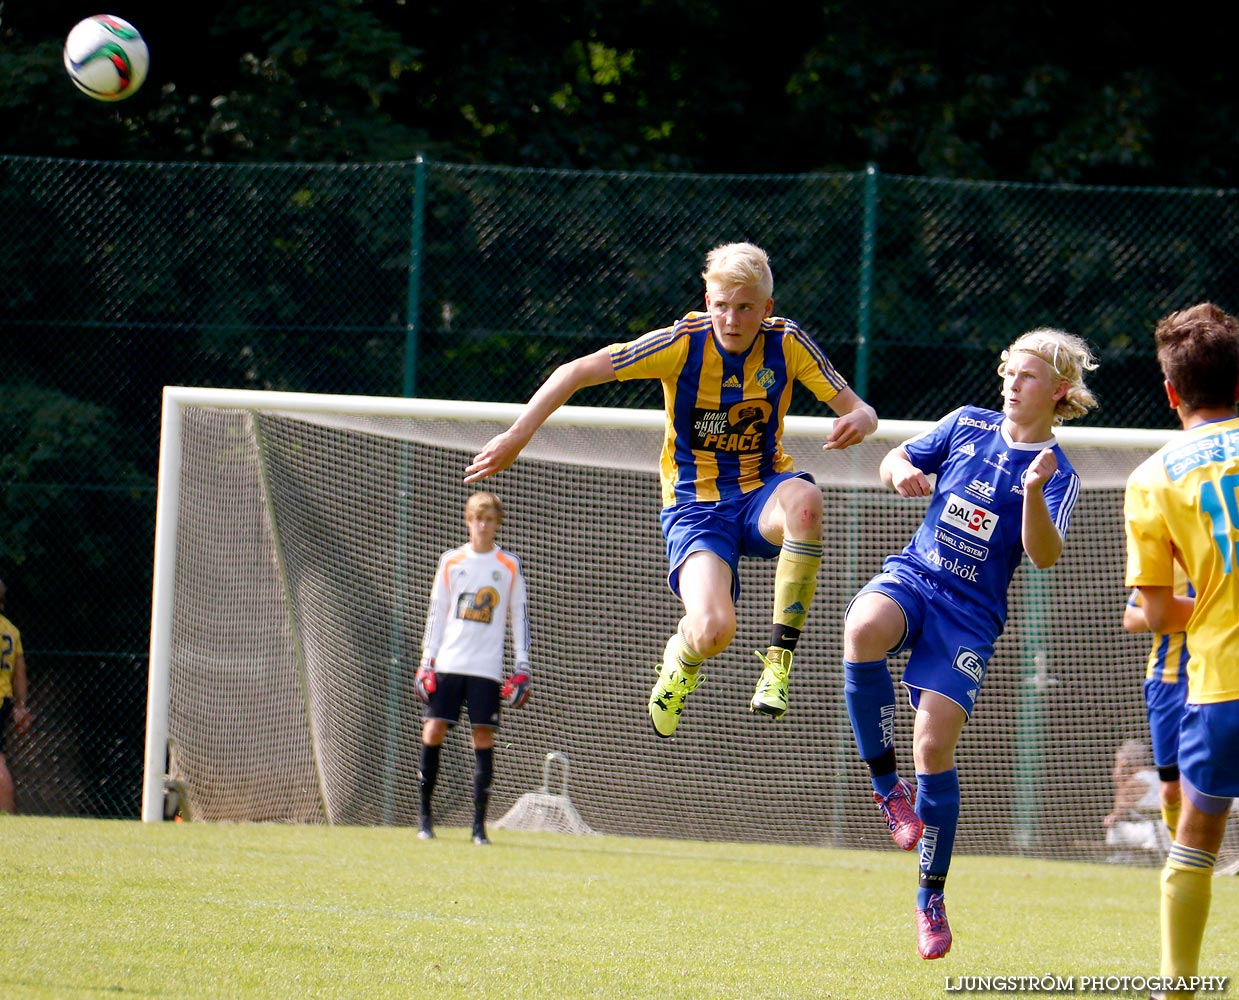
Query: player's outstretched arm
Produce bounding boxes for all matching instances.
[822,386,878,451]
[464,348,617,482]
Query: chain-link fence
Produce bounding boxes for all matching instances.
[1,154,1233,818]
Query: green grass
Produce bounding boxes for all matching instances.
[1,816,1234,999]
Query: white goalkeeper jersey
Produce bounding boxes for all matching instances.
[421,543,530,682]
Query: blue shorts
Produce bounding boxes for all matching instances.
[1144,677,1188,769]
[1178,701,1239,808]
[425,673,502,729]
[659,471,814,603]
[847,566,996,719]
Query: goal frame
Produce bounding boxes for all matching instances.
[141,385,1175,823]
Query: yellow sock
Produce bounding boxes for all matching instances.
[773,538,823,632]
[1162,799,1181,841]
[663,630,703,675]
[1160,845,1216,994]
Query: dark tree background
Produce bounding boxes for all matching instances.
[0,1,1235,817]
[0,1,1236,184]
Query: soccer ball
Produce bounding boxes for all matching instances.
[63,15,149,102]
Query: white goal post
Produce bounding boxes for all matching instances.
[146,385,1204,864]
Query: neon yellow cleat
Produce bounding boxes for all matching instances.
[750,648,793,718]
[648,663,703,738]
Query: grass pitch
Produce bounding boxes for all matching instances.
[1,816,1234,999]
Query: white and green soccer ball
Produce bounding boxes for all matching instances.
[63,15,149,102]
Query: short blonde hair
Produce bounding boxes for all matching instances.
[464,491,504,524]
[701,242,773,300]
[998,327,1100,423]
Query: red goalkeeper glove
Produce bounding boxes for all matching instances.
[415,661,437,703]
[501,670,531,709]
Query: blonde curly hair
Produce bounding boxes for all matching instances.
[998,327,1100,423]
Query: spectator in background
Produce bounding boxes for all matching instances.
[1104,738,1171,861]
[0,577,33,813]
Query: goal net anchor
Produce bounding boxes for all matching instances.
[493,751,597,836]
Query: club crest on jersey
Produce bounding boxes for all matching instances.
[756,367,775,390]
[691,400,772,453]
[940,492,998,540]
[952,646,986,684]
[984,450,1012,476]
[456,586,499,624]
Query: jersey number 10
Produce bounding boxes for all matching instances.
[1200,473,1239,573]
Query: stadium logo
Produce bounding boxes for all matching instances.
[959,414,1001,432]
[691,400,772,453]
[952,646,986,684]
[457,586,499,624]
[940,493,998,540]
[879,703,897,748]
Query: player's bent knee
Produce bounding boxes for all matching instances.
[684,617,736,659]
[782,481,823,524]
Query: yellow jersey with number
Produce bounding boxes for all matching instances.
[0,613,23,702]
[1124,415,1239,704]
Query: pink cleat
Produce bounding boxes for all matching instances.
[873,777,924,850]
[916,892,952,959]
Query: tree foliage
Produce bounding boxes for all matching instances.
[1,1,1237,184]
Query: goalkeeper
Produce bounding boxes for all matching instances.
[415,491,532,845]
[465,241,877,737]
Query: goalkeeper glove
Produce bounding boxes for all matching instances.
[415,660,437,703]
[501,667,531,709]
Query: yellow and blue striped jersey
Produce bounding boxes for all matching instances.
[1127,566,1193,684]
[1125,415,1239,704]
[0,613,23,702]
[609,312,848,507]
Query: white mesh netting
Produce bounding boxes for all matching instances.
[159,394,1237,863]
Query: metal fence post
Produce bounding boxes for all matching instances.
[402,155,427,399]
[854,163,878,399]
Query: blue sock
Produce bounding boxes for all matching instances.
[843,659,898,796]
[916,769,960,909]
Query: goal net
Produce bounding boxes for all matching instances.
[145,387,1228,863]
